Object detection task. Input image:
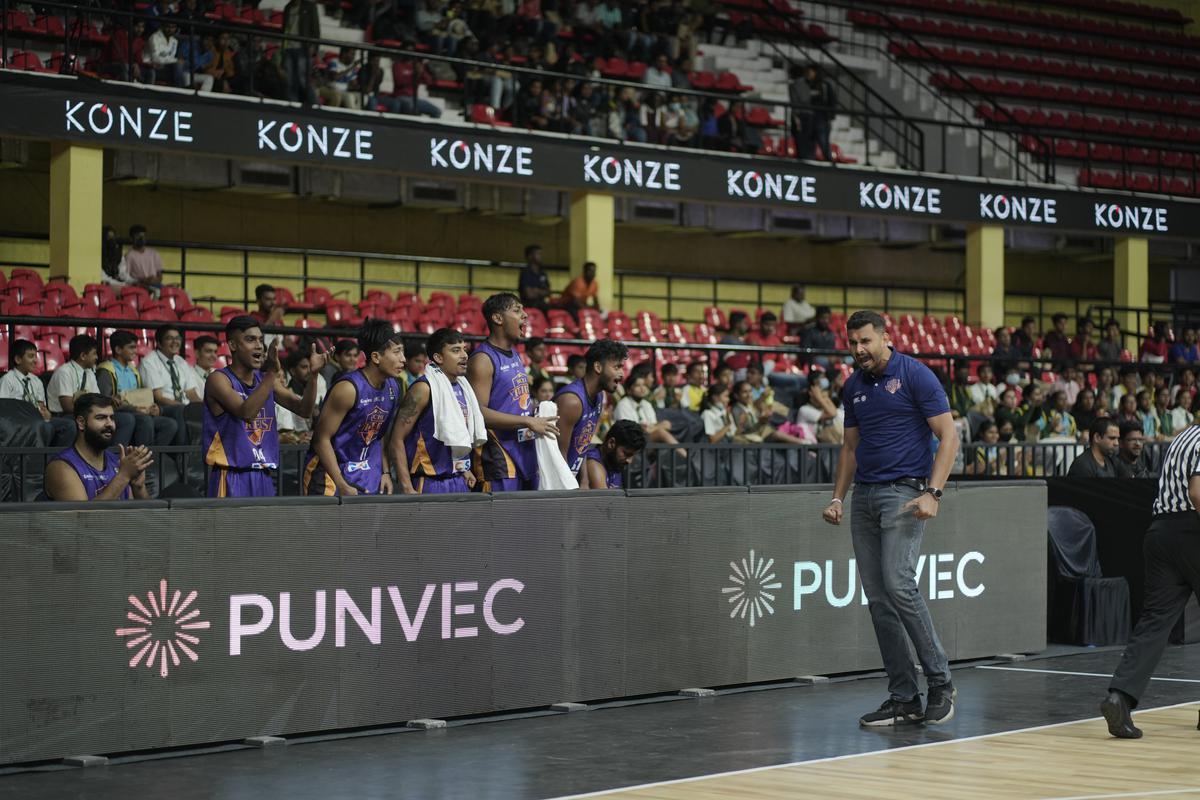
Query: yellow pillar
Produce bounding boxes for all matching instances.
[568,191,615,311]
[965,224,1004,330]
[1114,237,1149,349]
[49,142,104,286]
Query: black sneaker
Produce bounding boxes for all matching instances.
[858,697,925,727]
[925,683,957,725]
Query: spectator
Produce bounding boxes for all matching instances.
[250,283,285,347]
[177,30,216,92]
[1069,317,1098,362]
[1051,363,1084,406]
[1072,388,1099,433]
[385,43,442,117]
[518,244,552,311]
[716,100,760,153]
[680,361,707,412]
[276,348,328,442]
[713,363,735,390]
[203,31,239,94]
[1134,389,1160,439]
[1095,367,1117,413]
[658,363,681,409]
[124,224,164,289]
[0,340,76,446]
[47,334,101,417]
[319,47,362,109]
[1171,328,1200,364]
[964,420,1008,477]
[1067,417,1122,478]
[1170,387,1195,433]
[802,306,836,366]
[991,327,1020,375]
[1114,365,1140,407]
[1140,321,1171,364]
[609,86,648,143]
[532,376,556,403]
[1172,368,1198,405]
[801,64,835,161]
[1154,386,1175,439]
[798,371,842,443]
[145,19,184,87]
[526,337,551,385]
[100,225,132,287]
[945,363,972,420]
[731,381,808,444]
[560,261,601,315]
[1098,319,1125,362]
[403,345,428,387]
[720,311,751,375]
[280,0,320,104]
[1116,421,1151,477]
[615,373,682,449]
[782,284,816,334]
[96,330,178,447]
[322,339,361,386]
[1116,392,1140,427]
[1042,312,1070,364]
[744,312,781,370]
[644,53,673,89]
[1044,390,1078,441]
[566,354,587,384]
[1018,383,1050,440]
[139,324,202,445]
[967,363,1000,411]
[1011,317,1037,358]
[101,19,148,83]
[700,383,734,442]
[995,386,1022,437]
[193,335,220,384]
[41,394,152,502]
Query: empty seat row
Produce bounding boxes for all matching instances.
[932,73,1200,121]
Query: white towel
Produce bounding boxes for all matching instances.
[425,365,487,458]
[535,399,579,490]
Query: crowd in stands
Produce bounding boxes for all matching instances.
[12,0,838,156]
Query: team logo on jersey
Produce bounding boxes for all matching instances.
[885,378,902,395]
[509,372,531,412]
[245,413,274,445]
[573,418,599,455]
[358,405,388,446]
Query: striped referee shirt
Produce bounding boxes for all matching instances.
[1153,423,1200,515]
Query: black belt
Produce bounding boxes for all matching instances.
[858,477,929,491]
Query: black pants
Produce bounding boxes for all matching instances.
[1110,513,1200,705]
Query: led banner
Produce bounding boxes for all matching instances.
[2,73,1192,236]
[0,482,1045,764]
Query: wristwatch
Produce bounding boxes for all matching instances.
[924,486,944,501]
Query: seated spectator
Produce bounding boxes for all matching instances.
[964,420,1009,477]
[100,225,133,287]
[680,361,708,412]
[177,31,215,92]
[730,381,809,444]
[1042,313,1070,365]
[798,371,842,443]
[47,334,100,418]
[403,345,428,388]
[322,339,361,386]
[0,340,76,446]
[1174,367,1198,405]
[1115,421,1151,478]
[276,348,328,443]
[192,335,221,385]
[518,244,552,311]
[571,82,607,137]
[96,330,178,447]
[100,19,148,83]
[250,283,285,347]
[1069,317,1098,362]
[41,394,152,502]
[1137,389,1161,439]
[146,19,184,87]
[609,86,648,142]
[1171,328,1199,364]
[991,327,1021,375]
[713,363,734,390]
[1113,365,1140,407]
[384,44,442,117]
[802,306,836,367]
[1044,390,1078,441]
[782,284,816,334]
[1094,367,1117,413]
[994,386,1022,436]
[945,363,972,420]
[1072,388,1099,433]
[139,324,202,445]
[700,383,734,442]
[615,373,684,451]
[526,337,551,385]
[124,224,164,289]
[967,363,1000,412]
[565,354,587,384]
[721,311,751,376]
[1011,316,1038,358]
[1116,392,1140,427]
[1098,318,1124,362]
[1170,387,1195,433]
[744,313,781,370]
[1154,386,1175,439]
[532,376,556,403]
[658,363,681,409]
[1049,363,1083,407]
[1018,383,1050,441]
[560,261,601,315]
[1140,322,1171,363]
[644,54,673,89]
[203,31,239,94]
[1067,417,1121,478]
[717,101,761,154]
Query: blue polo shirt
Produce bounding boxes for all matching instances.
[842,349,950,483]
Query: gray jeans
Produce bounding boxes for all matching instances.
[850,481,951,702]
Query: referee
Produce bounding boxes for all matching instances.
[822,310,960,726]
[1101,419,1200,739]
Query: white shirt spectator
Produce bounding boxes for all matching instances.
[967,381,1001,407]
[46,361,99,414]
[1170,406,1194,434]
[140,348,202,404]
[782,297,816,326]
[644,66,673,90]
[276,374,327,433]
[193,363,213,386]
[614,395,657,427]
[0,368,48,407]
[147,29,179,67]
[702,406,731,439]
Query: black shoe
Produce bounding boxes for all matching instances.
[859,697,925,727]
[1100,691,1142,739]
[925,683,957,725]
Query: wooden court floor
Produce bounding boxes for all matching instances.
[588,701,1200,800]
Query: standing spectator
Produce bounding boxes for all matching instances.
[139,324,202,445]
[782,284,816,334]
[700,383,734,442]
[193,335,220,384]
[1170,387,1195,433]
[1042,313,1070,364]
[560,261,601,316]
[280,0,320,104]
[124,225,164,289]
[788,63,811,160]
[1140,322,1171,364]
[680,361,708,412]
[1115,421,1151,477]
[518,244,552,311]
[991,327,1020,375]
[1069,317,1099,362]
[1067,417,1122,478]
[0,340,76,446]
[1011,316,1038,358]
[1171,328,1200,364]
[802,306,837,367]
[96,330,178,447]
[804,64,836,161]
[47,335,101,417]
[1098,319,1125,362]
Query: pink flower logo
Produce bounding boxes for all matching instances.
[115,579,211,678]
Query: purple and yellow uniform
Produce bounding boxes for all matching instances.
[583,446,623,489]
[202,367,278,498]
[42,446,130,501]
[303,370,401,495]
[474,341,537,492]
[555,379,604,474]
[406,376,472,494]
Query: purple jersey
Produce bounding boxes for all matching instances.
[45,446,130,501]
[556,379,604,473]
[584,446,622,489]
[202,367,279,470]
[406,376,472,479]
[473,341,537,482]
[304,370,400,495]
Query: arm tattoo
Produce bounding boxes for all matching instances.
[395,391,423,425]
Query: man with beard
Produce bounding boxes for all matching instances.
[202,316,326,498]
[42,393,153,501]
[468,292,559,492]
[391,328,486,494]
[821,310,959,727]
[580,419,645,490]
[556,339,628,478]
[303,320,405,496]
[1068,417,1121,478]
